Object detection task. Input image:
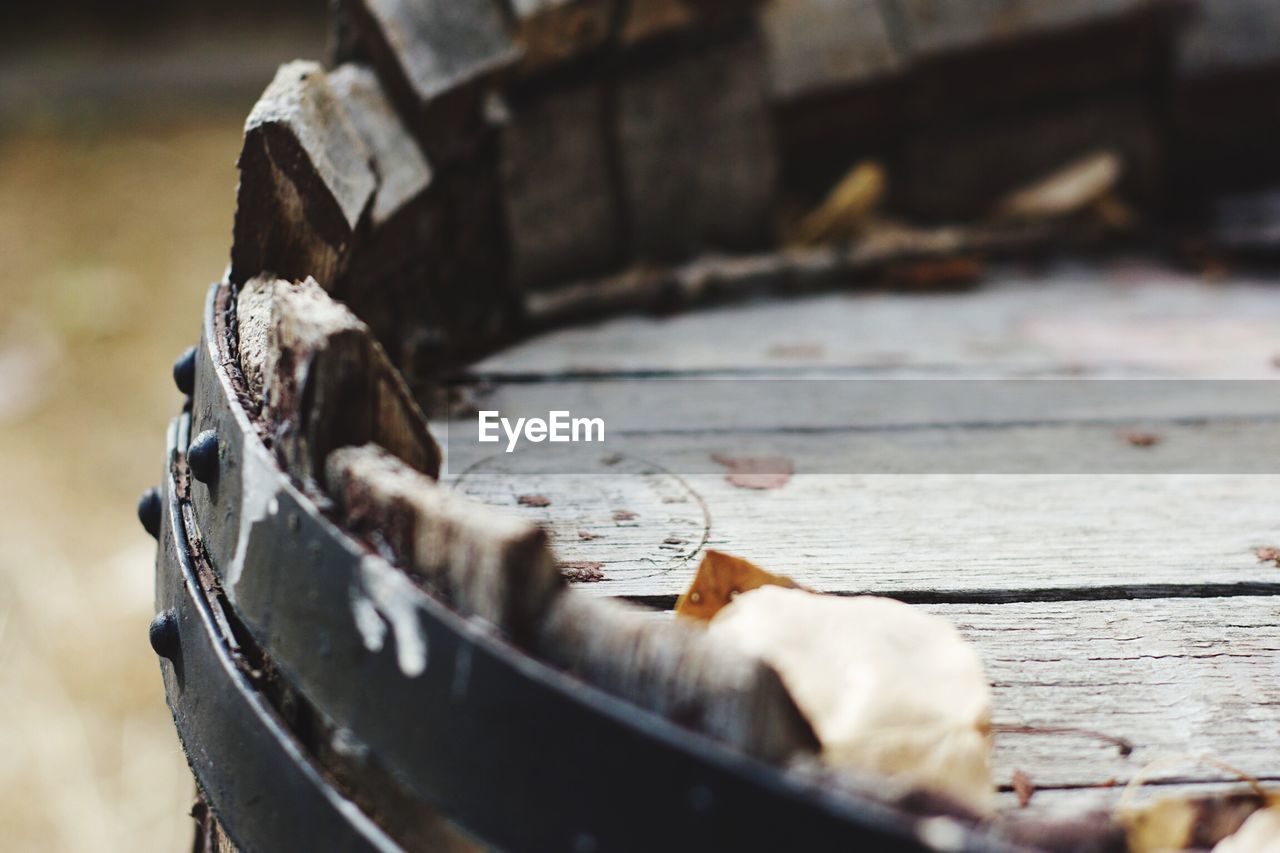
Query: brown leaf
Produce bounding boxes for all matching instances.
[559,561,605,583]
[676,550,803,621]
[517,494,551,507]
[711,453,793,490]
[1012,770,1035,808]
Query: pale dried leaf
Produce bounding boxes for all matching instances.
[994,150,1121,221]
[707,586,994,814]
[1214,806,1280,852]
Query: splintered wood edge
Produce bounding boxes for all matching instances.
[326,442,561,637]
[535,591,820,764]
[236,276,440,486]
[325,442,820,763]
[231,60,376,289]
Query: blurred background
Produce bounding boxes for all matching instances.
[0,3,323,850]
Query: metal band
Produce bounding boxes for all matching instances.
[156,413,400,853]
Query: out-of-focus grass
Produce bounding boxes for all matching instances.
[0,115,247,851]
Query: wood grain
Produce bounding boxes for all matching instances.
[237,277,440,486]
[231,60,375,289]
[616,23,776,261]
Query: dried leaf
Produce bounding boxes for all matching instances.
[792,160,886,246]
[994,150,1121,221]
[675,550,802,621]
[1214,805,1280,852]
[707,586,995,815]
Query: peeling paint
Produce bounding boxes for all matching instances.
[229,439,282,591]
[356,556,429,678]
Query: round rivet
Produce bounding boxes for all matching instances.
[173,345,197,396]
[149,609,180,660]
[137,487,162,539]
[188,429,220,483]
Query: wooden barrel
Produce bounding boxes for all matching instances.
[140,1,1280,850]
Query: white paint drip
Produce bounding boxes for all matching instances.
[355,556,429,678]
[228,439,282,592]
[351,596,386,654]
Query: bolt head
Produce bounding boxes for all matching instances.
[149,609,180,660]
[173,345,197,396]
[188,429,220,483]
[137,487,162,539]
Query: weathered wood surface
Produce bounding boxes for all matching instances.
[449,269,1280,596]
[759,0,902,99]
[327,444,561,638]
[336,0,517,160]
[231,61,375,289]
[616,24,776,261]
[440,266,1280,811]
[451,469,1280,598]
[326,63,432,230]
[536,591,819,763]
[498,80,620,291]
[934,598,1280,790]
[237,276,440,484]
[509,0,613,68]
[473,266,1280,377]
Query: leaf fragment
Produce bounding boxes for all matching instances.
[993,150,1122,221]
[791,160,886,246]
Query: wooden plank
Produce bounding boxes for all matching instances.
[337,0,518,161]
[326,443,561,639]
[931,598,1280,790]
[760,0,902,99]
[615,24,776,262]
[498,80,621,291]
[448,469,1280,597]
[891,0,1148,58]
[471,269,1280,378]
[230,60,376,289]
[326,63,432,230]
[535,591,820,762]
[999,780,1278,824]
[509,0,613,69]
[1176,0,1280,78]
[237,276,440,486]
